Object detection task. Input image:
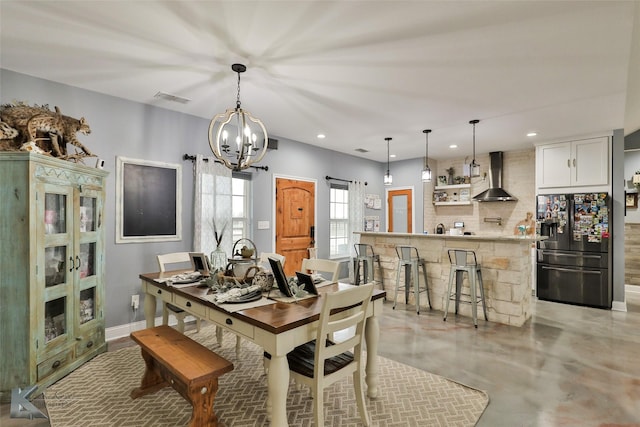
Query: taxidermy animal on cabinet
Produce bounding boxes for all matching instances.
[0,121,18,139]
[0,103,93,159]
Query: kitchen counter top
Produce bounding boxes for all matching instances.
[357,232,538,327]
[357,231,546,242]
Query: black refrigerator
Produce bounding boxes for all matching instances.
[536,193,612,308]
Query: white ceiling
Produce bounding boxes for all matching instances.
[1,1,637,163]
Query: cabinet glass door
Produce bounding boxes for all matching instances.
[79,196,96,233]
[45,246,68,287]
[45,297,67,343]
[78,242,96,278]
[44,193,67,234]
[79,287,95,324]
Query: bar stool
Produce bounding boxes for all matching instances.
[443,249,488,328]
[353,244,385,297]
[393,246,431,314]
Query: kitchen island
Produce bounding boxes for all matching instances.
[357,232,546,327]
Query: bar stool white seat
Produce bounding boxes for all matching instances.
[443,249,488,328]
[393,245,431,314]
[353,244,385,297]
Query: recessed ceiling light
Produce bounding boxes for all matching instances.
[527,132,537,137]
[449,144,458,149]
[390,154,396,158]
[317,134,326,139]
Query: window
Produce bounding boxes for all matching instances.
[232,173,251,242]
[329,184,349,258]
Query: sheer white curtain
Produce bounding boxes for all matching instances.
[193,154,232,257]
[347,180,366,282]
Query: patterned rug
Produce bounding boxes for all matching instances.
[45,325,489,426]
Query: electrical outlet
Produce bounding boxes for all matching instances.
[131,294,139,310]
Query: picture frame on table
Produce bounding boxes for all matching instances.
[116,157,182,243]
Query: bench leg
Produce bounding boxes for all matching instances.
[187,379,220,427]
[130,349,168,399]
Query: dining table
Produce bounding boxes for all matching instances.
[139,271,386,427]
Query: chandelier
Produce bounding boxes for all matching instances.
[421,129,432,182]
[383,137,393,186]
[208,64,268,171]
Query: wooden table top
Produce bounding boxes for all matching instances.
[140,271,386,335]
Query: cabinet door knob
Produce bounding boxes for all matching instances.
[86,341,93,348]
[157,289,162,295]
[225,318,233,325]
[186,302,192,307]
[52,360,61,369]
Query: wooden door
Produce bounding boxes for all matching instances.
[388,188,412,233]
[275,178,315,276]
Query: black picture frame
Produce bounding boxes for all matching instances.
[116,157,182,243]
[626,192,638,208]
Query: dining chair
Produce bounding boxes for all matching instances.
[156,252,202,333]
[300,258,340,282]
[286,283,374,427]
[259,252,285,269]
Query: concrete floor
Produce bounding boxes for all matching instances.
[380,290,640,426]
[2,291,640,426]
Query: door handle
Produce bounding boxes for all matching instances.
[542,266,601,275]
[310,226,315,238]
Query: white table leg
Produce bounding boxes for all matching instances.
[144,290,157,328]
[365,313,380,398]
[267,354,289,427]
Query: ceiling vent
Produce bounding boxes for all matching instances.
[154,91,192,104]
[355,148,369,153]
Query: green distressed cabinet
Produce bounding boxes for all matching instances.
[0,152,108,401]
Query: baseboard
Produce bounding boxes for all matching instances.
[612,300,627,312]
[105,316,163,341]
[609,284,639,312]
[626,284,640,294]
[105,314,202,341]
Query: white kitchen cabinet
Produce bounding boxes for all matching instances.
[536,136,609,189]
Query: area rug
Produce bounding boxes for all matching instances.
[45,325,488,426]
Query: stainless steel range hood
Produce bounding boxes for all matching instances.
[472,151,518,202]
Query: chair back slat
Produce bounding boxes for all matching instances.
[301,258,340,281]
[157,252,191,272]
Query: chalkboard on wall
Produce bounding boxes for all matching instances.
[116,157,182,243]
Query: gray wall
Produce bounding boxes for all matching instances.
[2,69,420,327]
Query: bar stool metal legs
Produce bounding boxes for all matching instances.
[393,246,431,314]
[354,244,386,299]
[443,249,488,327]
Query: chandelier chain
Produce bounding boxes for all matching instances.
[236,71,242,110]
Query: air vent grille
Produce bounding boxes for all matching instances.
[355,148,369,153]
[154,91,192,104]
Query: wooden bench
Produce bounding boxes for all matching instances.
[130,325,234,427]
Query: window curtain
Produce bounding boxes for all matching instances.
[193,154,232,258]
[347,180,366,282]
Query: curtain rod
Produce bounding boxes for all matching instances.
[183,154,269,171]
[325,175,368,186]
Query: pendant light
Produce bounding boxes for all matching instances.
[469,119,480,177]
[383,137,393,186]
[421,129,432,182]
[208,64,268,171]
